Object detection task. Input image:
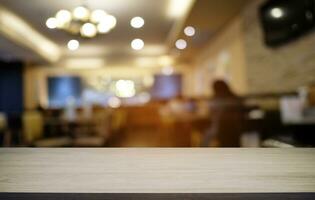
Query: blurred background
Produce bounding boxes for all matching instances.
[1,0,315,148]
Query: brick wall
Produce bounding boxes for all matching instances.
[242,0,315,93]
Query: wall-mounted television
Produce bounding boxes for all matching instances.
[259,0,315,47]
[48,76,82,108]
[151,74,182,100]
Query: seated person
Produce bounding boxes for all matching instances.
[202,80,247,147]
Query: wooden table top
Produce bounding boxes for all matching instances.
[0,148,315,193]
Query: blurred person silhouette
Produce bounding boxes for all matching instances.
[202,80,246,147]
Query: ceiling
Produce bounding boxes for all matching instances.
[0,0,250,66]
[179,0,249,61]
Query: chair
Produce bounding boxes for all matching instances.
[0,112,10,146]
[72,109,111,147]
[23,110,72,147]
[23,111,43,144]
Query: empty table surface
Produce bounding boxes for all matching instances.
[0,148,315,193]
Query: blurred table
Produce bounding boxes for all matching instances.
[0,148,314,199]
[160,114,210,147]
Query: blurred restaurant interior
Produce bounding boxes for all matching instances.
[1,0,315,148]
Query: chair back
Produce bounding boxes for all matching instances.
[0,112,7,131]
[23,111,44,144]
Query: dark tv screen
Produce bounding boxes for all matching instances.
[260,0,315,47]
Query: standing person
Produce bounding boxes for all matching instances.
[202,80,246,147]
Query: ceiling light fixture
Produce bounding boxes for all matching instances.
[46,5,116,38]
[184,26,195,37]
[73,6,90,20]
[175,39,187,50]
[130,16,145,28]
[270,7,284,19]
[115,80,136,98]
[97,22,111,33]
[103,15,117,29]
[81,23,97,37]
[67,39,79,51]
[46,17,58,29]
[55,10,72,27]
[131,39,144,50]
[91,9,107,23]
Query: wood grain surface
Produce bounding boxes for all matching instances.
[0,148,315,193]
[0,193,315,200]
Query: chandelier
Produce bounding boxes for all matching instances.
[46,5,116,38]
